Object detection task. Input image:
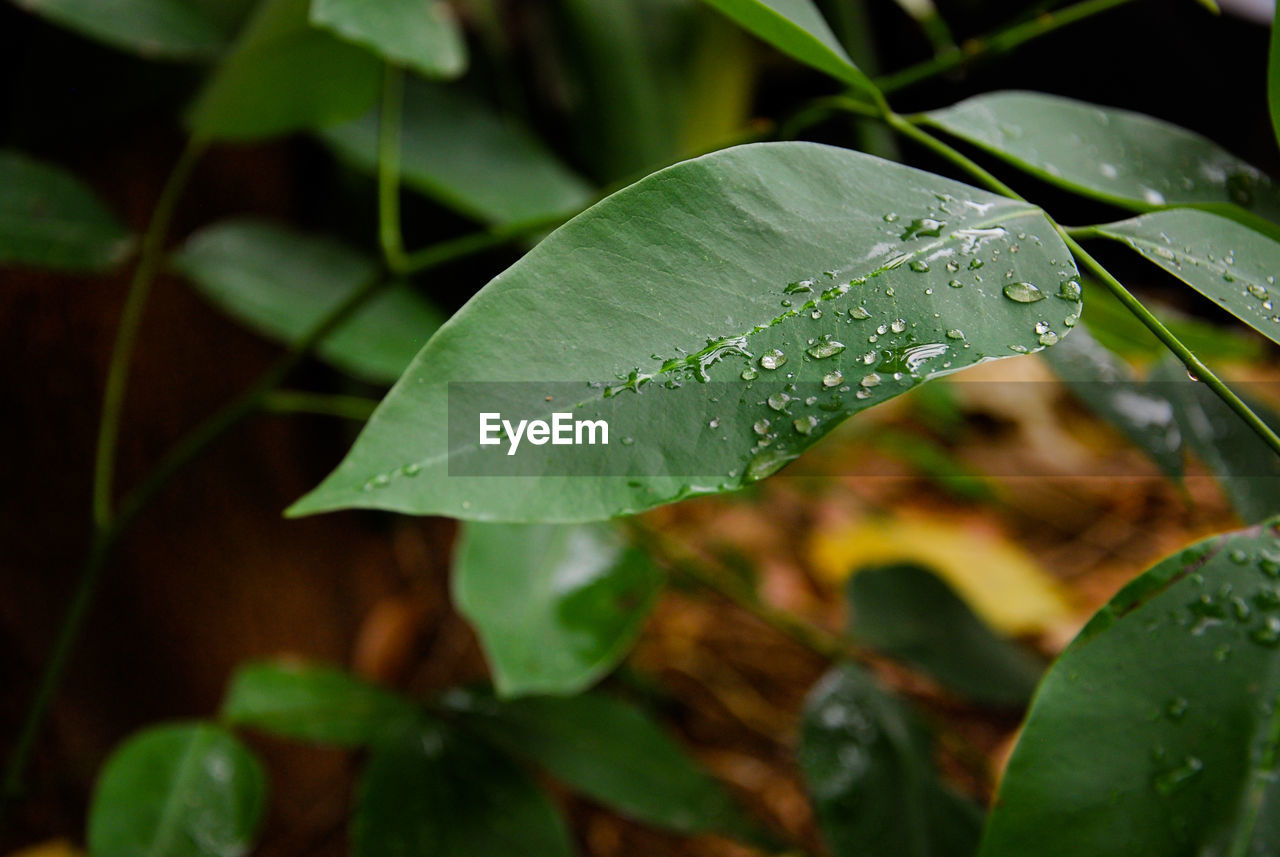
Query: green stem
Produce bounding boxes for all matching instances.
[378,64,407,273]
[262,390,379,421]
[1064,234,1280,458]
[875,0,1138,94]
[92,139,206,530]
[883,111,1023,199]
[399,211,571,273]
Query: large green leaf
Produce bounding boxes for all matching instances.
[980,519,1280,857]
[1090,209,1280,347]
[288,142,1081,522]
[220,661,421,746]
[697,0,873,92]
[453,523,663,695]
[11,0,228,59]
[88,722,267,857]
[847,564,1044,706]
[186,0,381,141]
[353,718,574,857]
[924,92,1280,235]
[440,687,745,834]
[1040,323,1183,478]
[321,79,594,226]
[310,0,467,79]
[799,663,983,857]
[1150,359,1280,525]
[171,218,442,384]
[0,151,133,272]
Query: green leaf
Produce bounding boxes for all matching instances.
[288,142,1081,522]
[353,718,574,857]
[186,0,382,141]
[440,687,746,834]
[310,0,467,79]
[220,661,422,746]
[924,92,1280,236]
[0,151,133,272]
[799,663,983,857]
[979,519,1280,857]
[698,0,873,92]
[88,722,267,857]
[1150,359,1280,525]
[847,564,1044,706]
[1040,324,1183,478]
[453,523,663,695]
[1090,209,1280,347]
[321,78,594,225]
[171,218,442,384]
[1271,6,1280,151]
[11,0,228,60]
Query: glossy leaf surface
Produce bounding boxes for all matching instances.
[799,664,983,857]
[289,142,1080,522]
[88,723,266,857]
[172,219,442,384]
[311,0,466,79]
[925,92,1280,233]
[353,719,573,857]
[0,151,133,272]
[221,661,421,746]
[441,687,745,834]
[322,79,594,225]
[1092,209,1280,347]
[981,519,1280,857]
[11,0,227,59]
[698,0,873,92]
[453,523,663,695]
[187,0,381,141]
[847,564,1044,706]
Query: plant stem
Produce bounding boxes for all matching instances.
[1063,234,1280,458]
[875,0,1138,94]
[92,139,206,530]
[378,64,408,273]
[399,212,571,273]
[262,390,380,421]
[883,111,1023,199]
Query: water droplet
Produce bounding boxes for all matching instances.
[883,212,900,223]
[909,260,930,273]
[1058,280,1083,301]
[823,370,844,387]
[1154,756,1203,796]
[753,418,770,435]
[946,329,965,340]
[760,349,788,370]
[901,218,945,240]
[744,447,799,482]
[1004,281,1045,303]
[807,339,846,359]
[1254,615,1280,647]
[811,309,822,320]
[1166,697,1189,721]
[948,278,963,288]
[1035,321,1050,334]
[741,367,759,381]
[785,280,813,294]
[767,393,791,412]
[1230,548,1249,564]
[850,306,872,320]
[402,462,422,477]
[1039,331,1060,346]
[968,258,984,270]
[860,373,882,388]
[621,436,635,446]
[709,418,720,429]
[890,319,907,333]
[794,415,818,435]
[1249,283,1269,300]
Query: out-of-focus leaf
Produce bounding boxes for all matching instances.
[1091,209,1280,347]
[698,0,874,92]
[1040,324,1183,477]
[452,523,663,696]
[847,564,1044,706]
[187,0,381,141]
[809,514,1072,636]
[1151,359,1280,524]
[440,687,746,835]
[171,219,442,384]
[87,723,266,857]
[799,663,983,857]
[221,661,421,746]
[322,79,593,225]
[353,718,573,857]
[311,0,467,79]
[980,519,1280,857]
[286,143,1080,523]
[1271,7,1280,151]
[0,151,133,272]
[11,0,228,60]
[924,92,1280,237]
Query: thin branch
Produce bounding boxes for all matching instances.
[378,64,408,273]
[262,390,379,422]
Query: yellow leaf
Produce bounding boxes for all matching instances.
[808,513,1073,636]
